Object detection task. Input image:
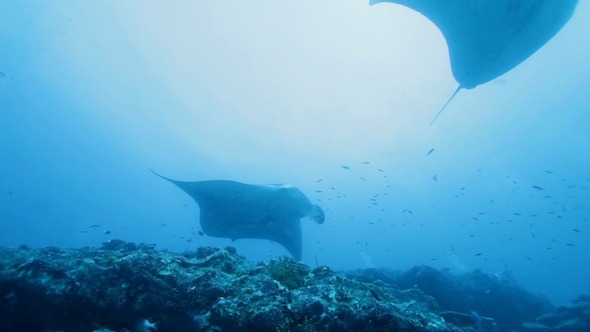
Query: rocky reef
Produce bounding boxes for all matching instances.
[0,241,587,331]
[521,295,590,331]
[344,266,554,331]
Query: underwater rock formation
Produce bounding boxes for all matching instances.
[522,295,590,331]
[1,241,588,331]
[345,266,554,331]
[0,240,461,331]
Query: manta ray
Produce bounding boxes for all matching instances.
[370,0,579,123]
[153,171,324,260]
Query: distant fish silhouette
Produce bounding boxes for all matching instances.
[370,0,579,123]
[152,171,325,260]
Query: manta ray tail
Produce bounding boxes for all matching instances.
[150,168,167,180]
[150,168,180,184]
[431,85,462,125]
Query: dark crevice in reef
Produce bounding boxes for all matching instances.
[0,240,588,331]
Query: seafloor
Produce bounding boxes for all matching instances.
[0,240,588,331]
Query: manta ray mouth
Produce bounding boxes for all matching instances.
[312,204,325,224]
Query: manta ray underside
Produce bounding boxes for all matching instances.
[370,0,579,122]
[153,171,324,260]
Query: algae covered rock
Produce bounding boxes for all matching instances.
[345,265,556,331]
[522,295,590,331]
[267,256,311,290]
[0,241,469,331]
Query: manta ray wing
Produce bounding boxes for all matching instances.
[370,0,578,89]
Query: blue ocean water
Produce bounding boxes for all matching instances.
[1,1,589,307]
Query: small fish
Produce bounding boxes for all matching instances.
[377,169,384,172]
[566,243,576,247]
[362,161,371,164]
[544,170,554,174]
[8,190,12,195]
[532,185,544,190]
[198,231,204,236]
[315,179,323,183]
[136,319,158,332]
[89,224,101,228]
[341,165,350,170]
[427,148,435,156]
[433,175,438,183]
[360,177,366,181]
[527,257,533,261]
[159,223,167,227]
[103,230,111,235]
[475,253,482,256]
[315,190,322,193]
[572,229,581,233]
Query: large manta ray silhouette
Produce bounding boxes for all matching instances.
[370,0,579,123]
[153,171,324,260]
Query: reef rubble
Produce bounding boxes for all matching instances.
[0,240,586,331]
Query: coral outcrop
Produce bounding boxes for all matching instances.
[0,241,588,331]
[345,266,554,331]
[0,241,459,331]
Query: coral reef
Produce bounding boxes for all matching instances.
[522,295,590,331]
[1,241,588,331]
[345,266,554,331]
[0,241,460,331]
